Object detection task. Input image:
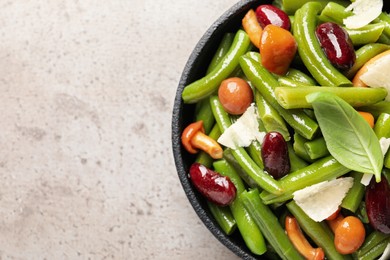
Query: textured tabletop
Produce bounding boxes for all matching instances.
[0,0,240,259]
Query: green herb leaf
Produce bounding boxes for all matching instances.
[306,92,383,182]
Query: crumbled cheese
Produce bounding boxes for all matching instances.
[217,104,265,149]
[360,137,390,185]
[343,0,383,29]
[293,177,354,222]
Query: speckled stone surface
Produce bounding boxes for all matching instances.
[0,0,240,259]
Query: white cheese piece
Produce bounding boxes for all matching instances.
[343,0,383,29]
[360,56,390,101]
[217,104,265,149]
[378,242,390,260]
[293,177,354,222]
[361,173,373,186]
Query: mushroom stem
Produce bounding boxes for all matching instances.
[327,213,344,233]
[181,120,223,159]
[285,216,325,260]
[191,131,223,159]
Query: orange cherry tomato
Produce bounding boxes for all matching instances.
[218,77,253,115]
[260,24,297,75]
[334,216,365,255]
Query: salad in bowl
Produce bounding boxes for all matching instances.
[172,0,390,259]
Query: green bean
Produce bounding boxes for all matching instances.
[285,68,317,86]
[374,113,390,170]
[293,2,352,87]
[206,201,236,235]
[345,43,390,79]
[224,148,260,189]
[254,90,290,141]
[354,231,390,260]
[277,77,307,88]
[383,167,390,182]
[231,146,283,194]
[293,132,314,163]
[280,0,349,15]
[213,160,267,255]
[248,52,313,89]
[357,239,389,260]
[246,140,264,169]
[206,33,234,74]
[286,201,349,260]
[378,33,390,45]
[193,33,237,133]
[209,94,232,132]
[246,52,316,87]
[195,124,221,167]
[360,101,390,119]
[245,119,265,169]
[340,171,365,213]
[380,151,390,171]
[257,115,267,132]
[241,189,304,260]
[275,86,388,109]
[318,1,351,24]
[209,95,283,194]
[374,113,390,138]
[245,51,261,63]
[289,15,294,33]
[375,12,390,38]
[304,136,330,160]
[182,30,251,103]
[195,33,237,132]
[195,98,215,134]
[277,72,316,88]
[240,55,319,140]
[357,200,370,224]
[260,156,350,204]
[346,23,386,46]
[279,156,350,193]
[303,108,316,120]
[287,141,309,172]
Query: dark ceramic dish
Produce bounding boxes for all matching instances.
[172,0,266,259]
[172,0,390,259]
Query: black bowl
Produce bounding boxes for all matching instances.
[172,0,267,259]
[172,1,390,259]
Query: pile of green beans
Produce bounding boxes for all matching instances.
[181,0,390,258]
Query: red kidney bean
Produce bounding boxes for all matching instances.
[315,22,356,70]
[255,5,290,30]
[365,175,390,234]
[261,132,290,179]
[189,162,236,206]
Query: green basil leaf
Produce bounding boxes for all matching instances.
[306,92,383,182]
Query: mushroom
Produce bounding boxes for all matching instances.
[285,216,325,260]
[326,212,365,255]
[181,120,223,159]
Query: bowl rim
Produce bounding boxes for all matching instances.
[172,0,261,259]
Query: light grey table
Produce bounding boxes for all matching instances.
[0,0,240,259]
